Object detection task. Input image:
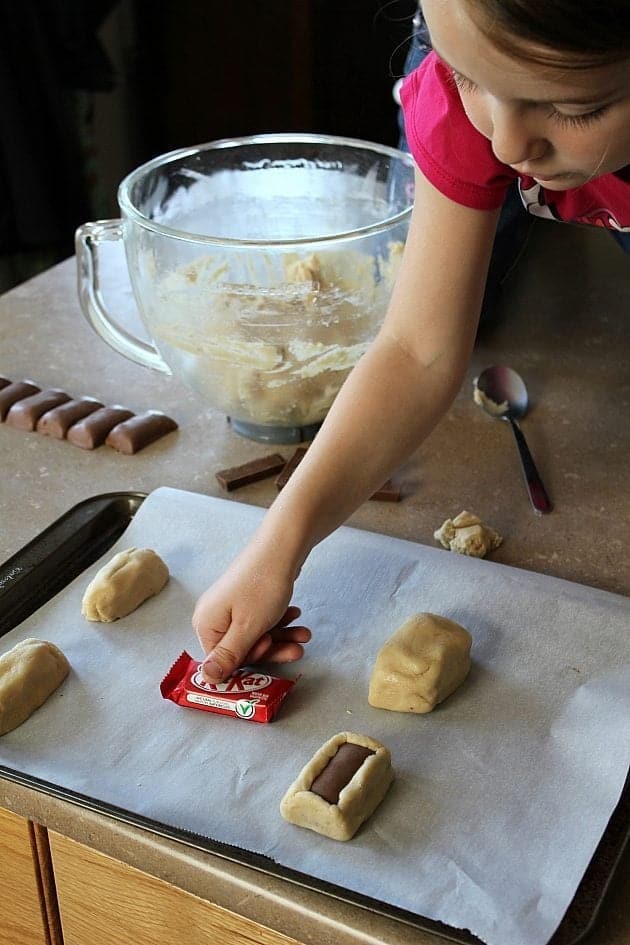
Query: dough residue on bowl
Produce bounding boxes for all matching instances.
[148,245,404,427]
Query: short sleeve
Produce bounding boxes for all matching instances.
[400,52,516,210]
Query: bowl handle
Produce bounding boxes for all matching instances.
[75,220,171,375]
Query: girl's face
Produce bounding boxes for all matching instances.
[421,0,630,189]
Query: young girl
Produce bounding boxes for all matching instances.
[193,0,630,683]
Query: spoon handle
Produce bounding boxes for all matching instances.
[508,419,553,514]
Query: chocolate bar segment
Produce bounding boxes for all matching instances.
[310,743,375,804]
[105,411,178,454]
[216,453,286,491]
[0,380,41,421]
[5,389,71,431]
[0,376,10,391]
[275,447,308,489]
[36,398,105,438]
[370,480,402,502]
[67,406,134,449]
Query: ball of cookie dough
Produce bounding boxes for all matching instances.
[368,613,472,714]
[81,547,169,622]
[0,639,70,736]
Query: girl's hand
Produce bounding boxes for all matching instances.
[192,553,311,683]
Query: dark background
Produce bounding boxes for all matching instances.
[0,0,416,291]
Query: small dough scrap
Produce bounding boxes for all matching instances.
[0,639,70,736]
[368,613,472,714]
[434,510,502,558]
[280,732,394,841]
[81,547,169,622]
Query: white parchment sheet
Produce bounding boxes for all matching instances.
[1,487,629,945]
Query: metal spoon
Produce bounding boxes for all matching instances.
[474,365,552,514]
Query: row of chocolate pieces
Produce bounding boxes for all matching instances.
[216,447,401,501]
[0,376,177,453]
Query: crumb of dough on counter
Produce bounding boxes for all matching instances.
[434,510,503,558]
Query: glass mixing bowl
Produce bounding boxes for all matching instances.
[76,134,415,442]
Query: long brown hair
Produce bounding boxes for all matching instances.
[468,0,630,65]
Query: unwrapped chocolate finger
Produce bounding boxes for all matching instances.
[280,732,394,840]
[216,453,286,491]
[0,380,40,420]
[105,411,178,454]
[275,447,308,489]
[370,480,401,502]
[37,398,104,438]
[67,405,135,449]
[5,389,71,430]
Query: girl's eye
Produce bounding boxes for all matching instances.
[451,70,477,94]
[549,105,609,128]
[449,64,609,129]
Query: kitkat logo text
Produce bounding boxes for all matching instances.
[190,667,273,694]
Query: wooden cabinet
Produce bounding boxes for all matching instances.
[0,809,303,945]
[49,831,301,945]
[0,808,48,945]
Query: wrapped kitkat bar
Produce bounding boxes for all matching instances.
[160,652,298,723]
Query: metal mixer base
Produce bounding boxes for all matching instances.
[228,417,321,444]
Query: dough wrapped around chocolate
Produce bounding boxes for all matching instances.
[0,639,70,736]
[280,732,393,841]
[369,613,472,714]
[81,548,169,622]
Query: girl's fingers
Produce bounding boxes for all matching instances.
[244,625,311,664]
[262,640,309,663]
[274,605,302,627]
[269,624,311,643]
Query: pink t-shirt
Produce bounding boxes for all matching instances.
[401,52,630,231]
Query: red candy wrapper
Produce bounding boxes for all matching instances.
[160,651,298,723]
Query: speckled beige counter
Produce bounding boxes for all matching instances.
[0,219,629,945]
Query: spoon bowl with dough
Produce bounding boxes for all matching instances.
[474,365,552,514]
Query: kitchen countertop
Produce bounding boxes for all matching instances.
[0,219,629,945]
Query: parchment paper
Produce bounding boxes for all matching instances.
[0,487,629,945]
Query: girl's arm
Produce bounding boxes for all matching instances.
[193,168,500,681]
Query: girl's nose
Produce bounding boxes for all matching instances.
[489,101,548,168]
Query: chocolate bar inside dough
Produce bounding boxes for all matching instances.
[310,742,375,804]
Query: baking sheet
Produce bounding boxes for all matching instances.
[0,486,629,945]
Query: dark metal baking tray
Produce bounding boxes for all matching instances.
[0,492,628,945]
